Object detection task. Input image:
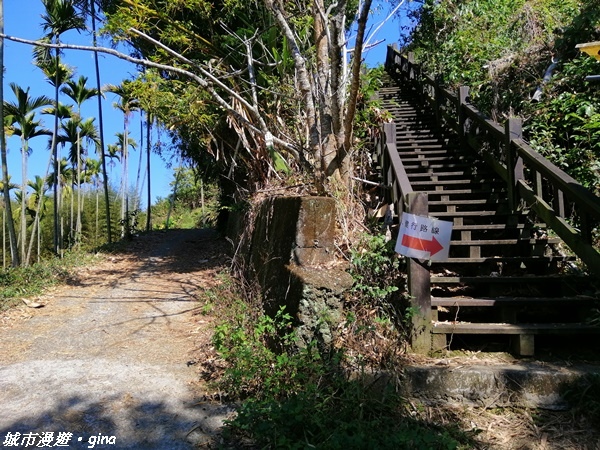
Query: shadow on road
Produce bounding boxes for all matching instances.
[0,393,231,449]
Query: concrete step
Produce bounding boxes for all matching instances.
[402,361,600,409]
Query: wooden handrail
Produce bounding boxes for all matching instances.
[513,138,600,218]
[377,117,431,354]
[385,45,600,275]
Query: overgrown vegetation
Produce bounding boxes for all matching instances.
[203,271,474,449]
[0,248,97,311]
[405,0,600,195]
[142,167,220,231]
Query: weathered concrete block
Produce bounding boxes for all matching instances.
[293,197,336,266]
[237,196,352,347]
[288,265,353,347]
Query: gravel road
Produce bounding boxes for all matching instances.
[0,229,233,449]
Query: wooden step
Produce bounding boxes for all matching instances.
[430,255,575,264]
[432,322,600,335]
[408,171,477,178]
[450,223,533,231]
[422,188,507,197]
[430,210,503,217]
[429,199,504,206]
[430,275,573,284]
[411,179,502,187]
[431,295,596,307]
[404,163,474,171]
[449,238,561,246]
[396,136,442,142]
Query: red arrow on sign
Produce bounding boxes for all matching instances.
[401,234,444,257]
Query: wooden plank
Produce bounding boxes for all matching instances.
[432,322,600,335]
[449,238,560,246]
[406,191,432,354]
[408,171,470,178]
[462,103,506,141]
[513,138,600,219]
[410,179,500,186]
[431,255,575,264]
[429,199,500,206]
[431,296,597,307]
[431,275,570,284]
[517,179,600,276]
[422,189,506,196]
[430,211,502,217]
[450,224,528,231]
[386,142,413,197]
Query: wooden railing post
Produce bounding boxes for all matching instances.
[406,192,432,354]
[385,45,394,73]
[382,122,397,207]
[505,118,523,213]
[383,121,396,145]
[457,86,469,149]
[408,52,415,82]
[434,75,443,128]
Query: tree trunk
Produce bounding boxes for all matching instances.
[340,0,373,185]
[20,136,28,265]
[146,117,151,231]
[52,47,60,256]
[76,130,82,244]
[90,0,111,244]
[26,148,52,264]
[0,1,19,267]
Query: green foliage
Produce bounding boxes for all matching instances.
[213,304,315,400]
[119,209,141,237]
[0,249,97,311]
[406,0,600,203]
[349,233,402,302]
[524,56,600,194]
[211,281,471,449]
[353,65,393,163]
[227,386,467,449]
[146,167,220,230]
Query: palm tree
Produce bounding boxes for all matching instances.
[39,0,85,255]
[113,131,137,238]
[0,1,19,267]
[57,115,98,244]
[61,75,99,241]
[145,114,152,231]
[83,157,101,245]
[57,116,98,243]
[26,176,48,263]
[35,56,74,254]
[74,0,112,243]
[47,157,73,253]
[4,83,52,265]
[0,176,18,268]
[107,82,139,239]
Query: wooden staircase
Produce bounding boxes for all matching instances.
[376,69,600,356]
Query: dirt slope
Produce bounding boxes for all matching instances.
[0,229,232,449]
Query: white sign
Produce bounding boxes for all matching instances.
[395,212,453,261]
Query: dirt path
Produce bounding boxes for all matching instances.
[0,229,232,450]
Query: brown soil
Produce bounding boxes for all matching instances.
[0,228,232,449]
[1,228,598,449]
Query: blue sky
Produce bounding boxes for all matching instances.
[3,1,414,208]
[4,1,175,207]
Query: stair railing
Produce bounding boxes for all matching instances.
[385,45,600,275]
[374,118,431,353]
